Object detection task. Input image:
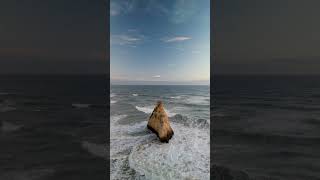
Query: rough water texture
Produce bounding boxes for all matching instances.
[110,85,210,179]
[213,75,320,180]
[0,75,107,180]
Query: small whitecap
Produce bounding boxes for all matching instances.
[170,96,181,99]
[72,103,90,108]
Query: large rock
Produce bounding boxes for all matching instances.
[147,101,174,143]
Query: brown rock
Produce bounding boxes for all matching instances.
[147,101,174,143]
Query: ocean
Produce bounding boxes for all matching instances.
[0,75,108,180]
[3,75,317,179]
[213,75,320,180]
[110,85,210,179]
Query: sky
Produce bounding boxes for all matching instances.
[214,0,320,75]
[110,0,210,85]
[0,0,107,74]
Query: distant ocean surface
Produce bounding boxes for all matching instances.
[110,85,210,179]
[213,75,320,180]
[0,75,107,179]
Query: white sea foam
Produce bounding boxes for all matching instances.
[110,114,210,180]
[72,103,90,108]
[170,96,181,99]
[110,93,116,98]
[132,93,138,96]
[135,106,176,117]
[185,96,210,105]
[129,122,210,180]
[110,114,151,179]
[111,100,117,104]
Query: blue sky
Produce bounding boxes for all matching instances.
[110,0,210,84]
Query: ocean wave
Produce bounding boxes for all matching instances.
[111,114,127,122]
[110,93,116,98]
[184,95,210,105]
[170,96,181,99]
[171,114,210,129]
[0,100,16,112]
[82,141,107,159]
[111,100,117,104]
[135,106,176,117]
[129,122,210,180]
[1,121,22,132]
[132,93,138,96]
[72,103,90,108]
[169,95,209,106]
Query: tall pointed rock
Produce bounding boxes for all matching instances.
[147,101,174,143]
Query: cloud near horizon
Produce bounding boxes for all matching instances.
[111,34,143,46]
[152,75,161,78]
[162,36,192,43]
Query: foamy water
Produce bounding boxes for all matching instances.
[135,106,177,117]
[110,85,210,180]
[129,122,210,180]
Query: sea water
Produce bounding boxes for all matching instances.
[213,75,320,180]
[110,85,210,179]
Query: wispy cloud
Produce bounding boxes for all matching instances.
[162,36,192,43]
[152,75,161,78]
[111,35,141,45]
[111,28,146,46]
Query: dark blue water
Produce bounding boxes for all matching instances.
[0,75,108,180]
[213,75,320,180]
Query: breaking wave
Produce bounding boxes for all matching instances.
[170,96,181,99]
[135,106,176,117]
[184,95,210,106]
